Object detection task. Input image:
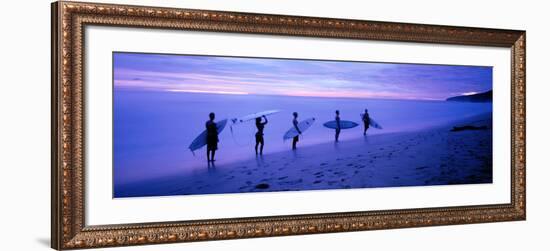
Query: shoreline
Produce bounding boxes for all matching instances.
[115,113,492,198]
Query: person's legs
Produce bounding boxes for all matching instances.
[335,129,340,142]
[210,139,218,161]
[206,149,211,162]
[292,136,298,150]
[259,138,264,155]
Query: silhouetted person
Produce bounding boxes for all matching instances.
[255,115,268,155]
[335,110,341,142]
[292,112,301,150]
[362,109,370,135]
[205,112,218,162]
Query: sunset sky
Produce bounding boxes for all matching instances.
[113,52,492,101]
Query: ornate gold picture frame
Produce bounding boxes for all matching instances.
[51,1,526,249]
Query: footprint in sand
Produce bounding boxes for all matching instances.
[278,176,288,180]
[255,183,270,189]
[393,176,400,179]
[416,166,428,170]
[320,163,328,166]
[313,180,322,184]
[346,163,354,167]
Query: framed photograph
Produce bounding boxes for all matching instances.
[51,1,526,249]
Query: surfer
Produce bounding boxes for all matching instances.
[205,112,218,162]
[292,112,301,150]
[362,109,370,135]
[255,115,268,155]
[335,110,342,142]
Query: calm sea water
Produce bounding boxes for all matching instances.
[114,89,492,185]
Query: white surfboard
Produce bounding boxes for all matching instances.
[360,113,383,129]
[188,119,228,153]
[231,110,280,124]
[229,110,280,145]
[283,117,316,140]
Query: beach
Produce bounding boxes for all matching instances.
[113,91,493,187]
[115,112,492,198]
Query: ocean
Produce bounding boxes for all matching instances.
[114,89,492,186]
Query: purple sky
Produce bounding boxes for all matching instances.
[113,52,492,101]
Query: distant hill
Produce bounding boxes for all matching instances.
[446,90,492,103]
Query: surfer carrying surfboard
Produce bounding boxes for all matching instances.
[205,112,219,162]
[255,115,268,155]
[292,112,301,150]
[362,109,371,135]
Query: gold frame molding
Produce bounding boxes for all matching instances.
[51,1,526,250]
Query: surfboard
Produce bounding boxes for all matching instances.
[231,110,280,124]
[369,118,383,129]
[323,120,359,129]
[188,119,228,153]
[360,113,383,129]
[283,117,315,140]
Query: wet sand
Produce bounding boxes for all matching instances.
[115,113,492,198]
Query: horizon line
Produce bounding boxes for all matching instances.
[114,86,454,102]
